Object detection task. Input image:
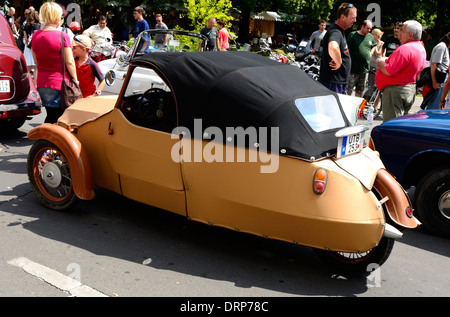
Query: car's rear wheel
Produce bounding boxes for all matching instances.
[414,168,450,238]
[27,140,78,210]
[314,237,395,274]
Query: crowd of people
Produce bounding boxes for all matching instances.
[2,1,449,124]
[316,2,449,121]
[1,3,169,124]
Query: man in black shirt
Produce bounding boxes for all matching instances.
[319,3,357,94]
[198,17,219,51]
[383,22,402,57]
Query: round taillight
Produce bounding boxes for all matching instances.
[406,206,413,218]
[313,168,327,195]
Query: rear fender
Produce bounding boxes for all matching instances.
[28,123,94,200]
[373,169,418,229]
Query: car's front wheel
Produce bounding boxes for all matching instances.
[415,168,450,238]
[314,237,395,274]
[27,140,78,211]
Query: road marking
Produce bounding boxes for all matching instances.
[7,257,108,297]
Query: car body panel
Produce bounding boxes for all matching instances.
[59,99,186,215]
[373,169,416,228]
[181,141,384,252]
[0,14,41,128]
[371,110,450,188]
[58,95,117,127]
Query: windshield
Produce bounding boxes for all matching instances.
[295,95,345,132]
[126,29,207,61]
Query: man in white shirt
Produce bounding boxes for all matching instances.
[310,19,327,56]
[83,15,113,48]
[154,13,168,45]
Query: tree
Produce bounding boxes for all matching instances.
[183,0,233,33]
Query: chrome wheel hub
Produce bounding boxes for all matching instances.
[438,190,450,220]
[41,162,62,189]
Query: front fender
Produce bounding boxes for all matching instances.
[28,123,94,200]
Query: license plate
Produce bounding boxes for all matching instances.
[0,80,10,93]
[337,132,363,158]
[169,39,180,47]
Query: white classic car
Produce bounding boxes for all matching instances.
[98,29,207,95]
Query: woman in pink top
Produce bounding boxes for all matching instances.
[31,2,78,123]
[217,19,229,51]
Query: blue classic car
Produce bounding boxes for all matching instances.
[370,110,450,238]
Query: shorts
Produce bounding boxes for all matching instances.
[319,81,347,94]
[38,87,61,108]
[348,73,368,95]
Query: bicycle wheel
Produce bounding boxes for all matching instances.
[361,89,382,120]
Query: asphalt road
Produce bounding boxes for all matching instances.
[1,100,449,299]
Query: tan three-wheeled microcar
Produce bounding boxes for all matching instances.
[27,31,419,273]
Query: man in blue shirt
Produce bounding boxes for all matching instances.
[133,6,150,53]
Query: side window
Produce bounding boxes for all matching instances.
[123,66,168,97]
[121,66,176,133]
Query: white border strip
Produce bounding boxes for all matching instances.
[8,257,108,297]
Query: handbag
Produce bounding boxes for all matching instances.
[60,31,82,110]
[416,67,431,88]
[417,66,447,88]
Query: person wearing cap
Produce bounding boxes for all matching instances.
[71,34,105,98]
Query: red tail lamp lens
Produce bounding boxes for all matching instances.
[313,168,327,195]
[405,206,413,218]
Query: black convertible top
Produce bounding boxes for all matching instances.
[131,51,351,160]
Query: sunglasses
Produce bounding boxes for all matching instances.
[73,36,86,47]
[346,3,354,8]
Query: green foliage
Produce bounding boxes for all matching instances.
[277,0,304,13]
[184,0,233,33]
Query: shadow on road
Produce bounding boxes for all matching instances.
[1,186,375,297]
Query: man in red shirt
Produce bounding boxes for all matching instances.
[376,20,426,122]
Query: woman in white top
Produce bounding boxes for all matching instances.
[368,28,384,110]
[370,29,384,70]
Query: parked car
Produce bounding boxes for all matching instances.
[0,14,41,131]
[371,110,450,238]
[98,29,207,95]
[27,49,419,274]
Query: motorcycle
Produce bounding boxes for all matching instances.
[298,53,320,81]
[90,39,129,63]
[294,38,313,62]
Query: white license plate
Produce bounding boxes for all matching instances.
[337,132,363,158]
[169,39,180,47]
[0,80,10,93]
